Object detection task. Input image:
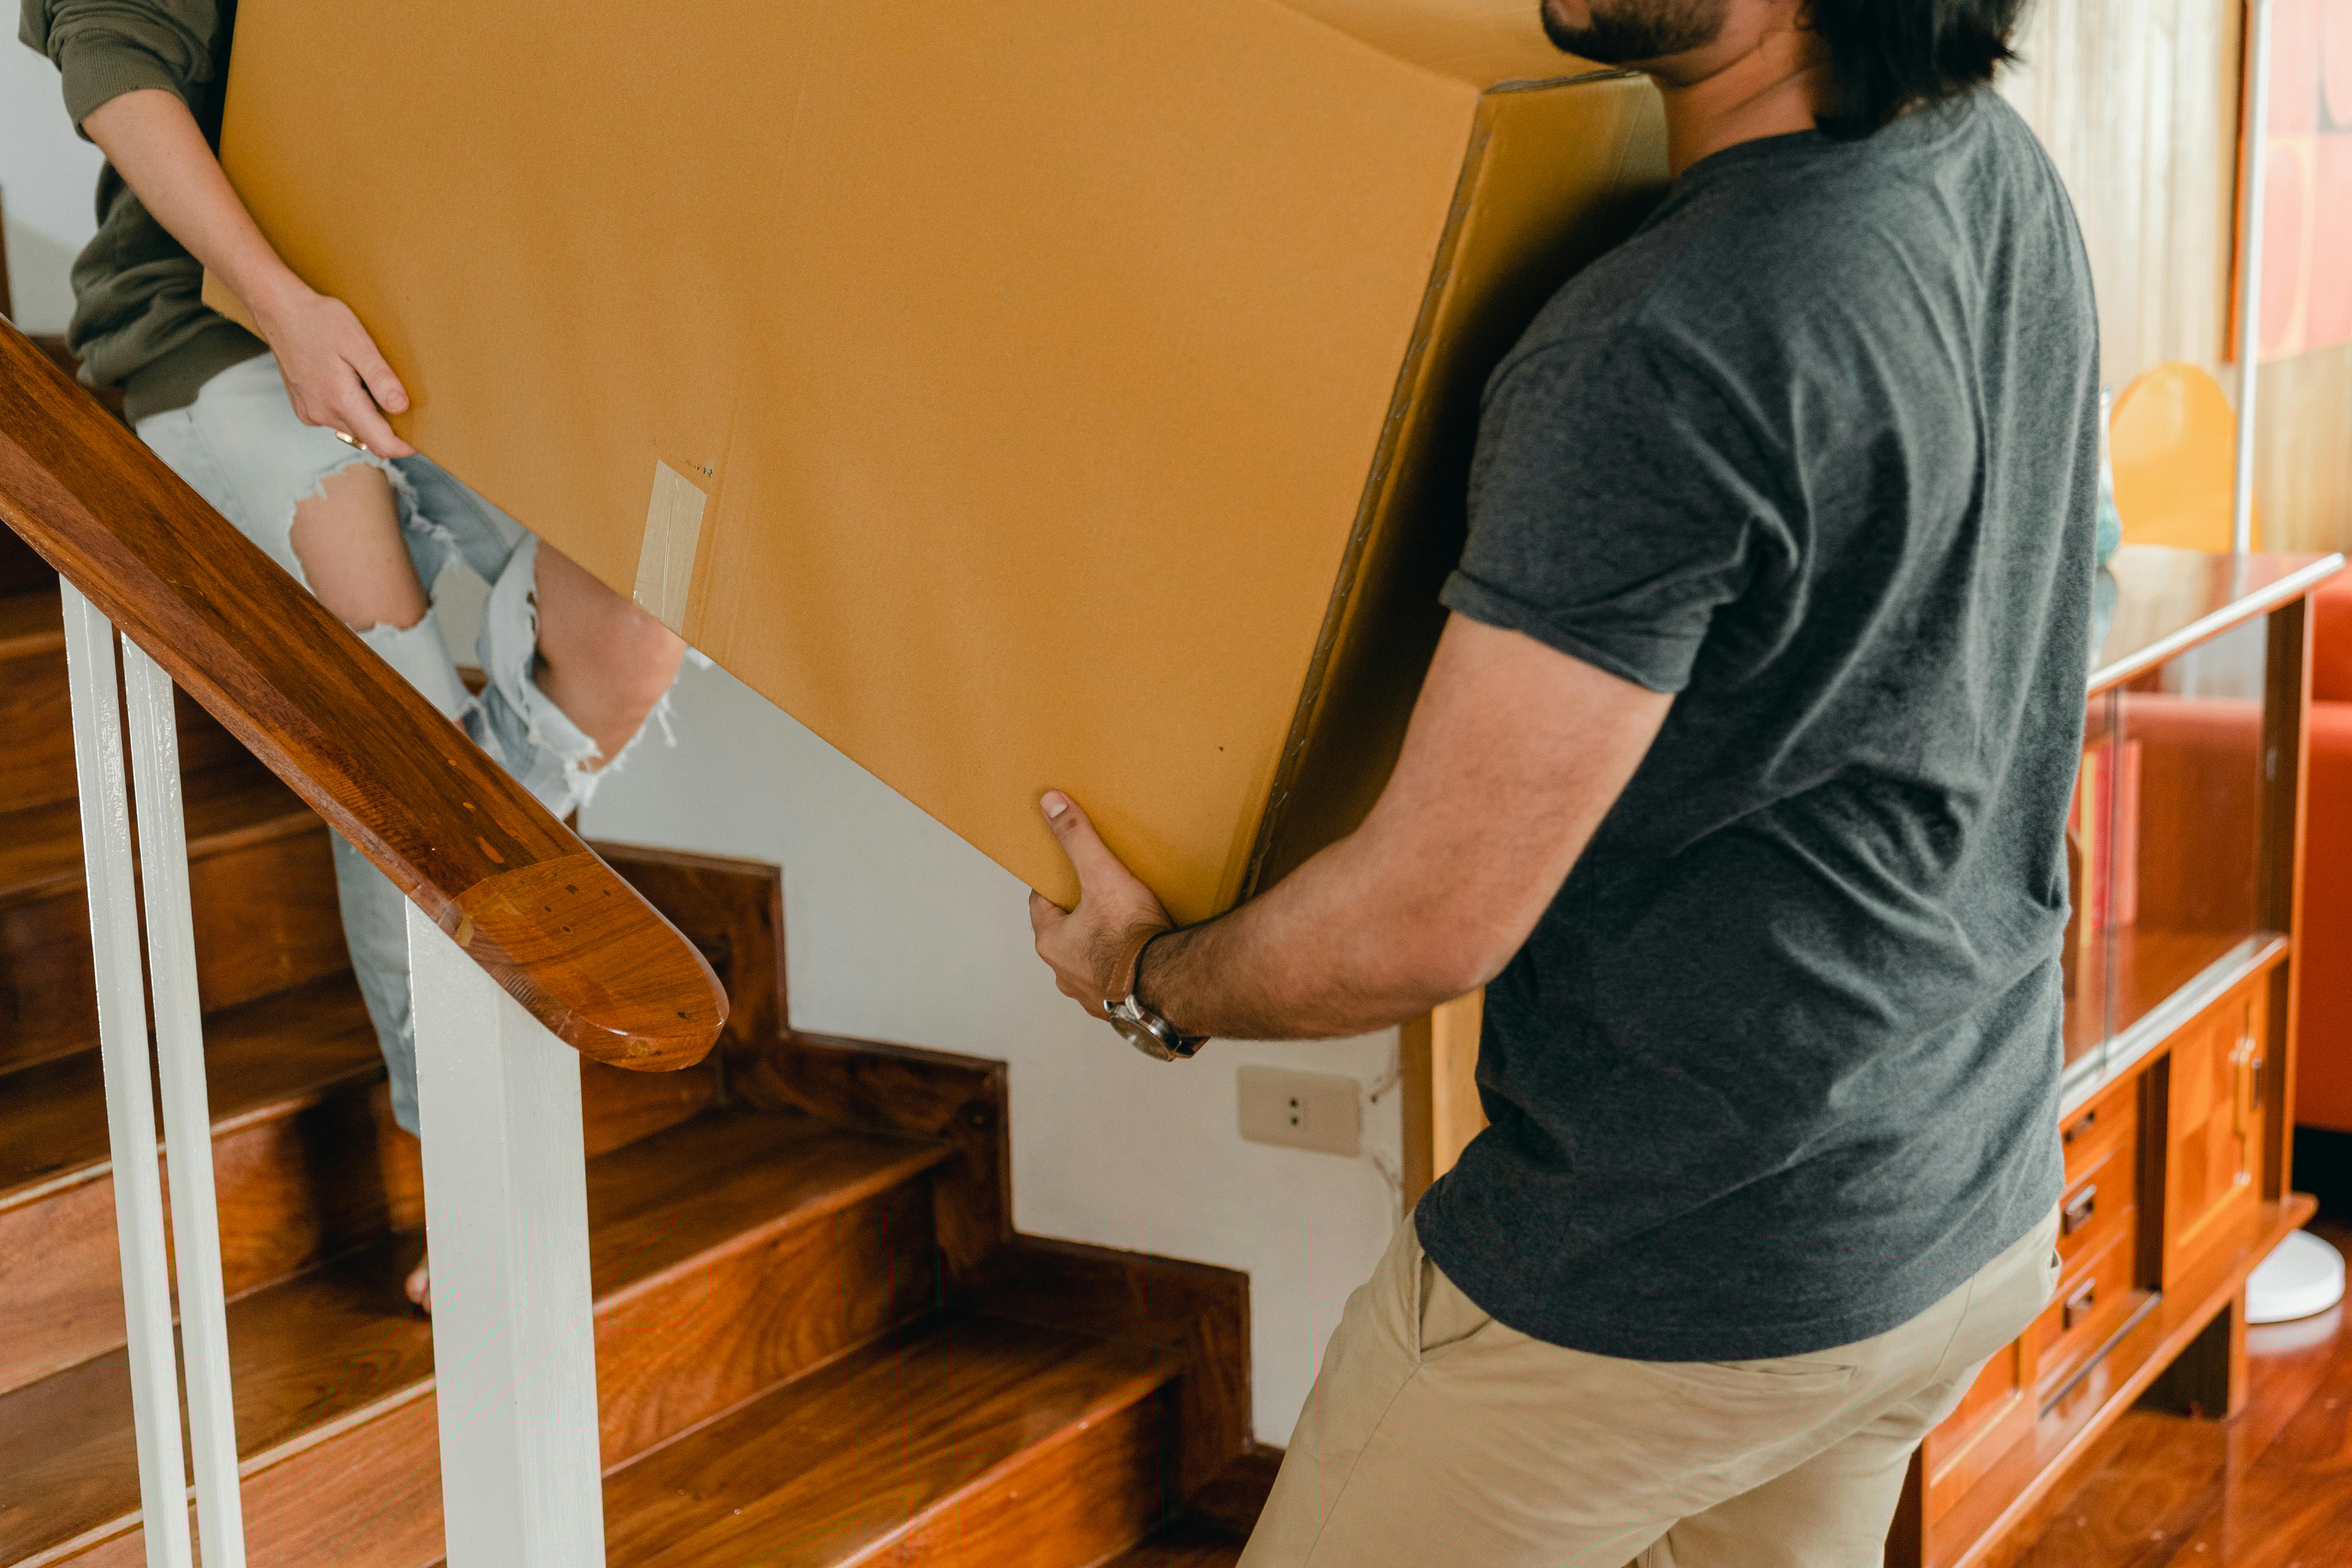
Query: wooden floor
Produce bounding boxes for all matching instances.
[1991,1220,2352,1568]
[1110,1226,2352,1568]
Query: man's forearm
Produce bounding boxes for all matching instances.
[1134,834,1493,1042]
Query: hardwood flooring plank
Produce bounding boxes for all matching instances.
[1993,1224,2352,1568]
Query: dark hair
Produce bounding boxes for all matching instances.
[1805,0,2031,140]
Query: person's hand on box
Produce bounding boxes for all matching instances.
[1028,791,1172,1017]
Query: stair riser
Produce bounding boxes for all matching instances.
[853,1388,1172,1568]
[0,649,244,816]
[0,1083,419,1397]
[0,826,346,1075]
[58,1181,942,1568]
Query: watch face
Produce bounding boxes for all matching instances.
[1110,1013,1182,1061]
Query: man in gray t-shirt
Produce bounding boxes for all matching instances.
[1026,1,2093,1563]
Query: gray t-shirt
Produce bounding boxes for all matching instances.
[1414,90,2098,1362]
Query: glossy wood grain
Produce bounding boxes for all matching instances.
[1100,1446,1283,1568]
[598,1314,1175,1568]
[0,592,240,817]
[0,324,724,1070]
[590,843,784,1079]
[572,845,1026,1284]
[0,976,401,1395]
[2,1107,953,1567]
[759,1032,1011,1285]
[0,759,347,1076]
[1982,1224,2352,1568]
[963,1236,1250,1500]
[1907,1194,2316,1568]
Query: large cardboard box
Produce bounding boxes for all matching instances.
[212,1,1666,921]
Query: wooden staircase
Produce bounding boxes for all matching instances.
[0,518,1267,1566]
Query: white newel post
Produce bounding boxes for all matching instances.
[406,902,606,1568]
[59,582,195,1568]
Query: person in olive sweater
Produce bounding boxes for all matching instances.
[21,0,690,1312]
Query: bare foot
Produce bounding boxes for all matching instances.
[406,1256,432,1316]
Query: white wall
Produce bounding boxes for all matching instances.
[1,42,102,332]
[582,660,1404,1444]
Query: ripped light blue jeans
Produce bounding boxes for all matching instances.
[136,353,664,1135]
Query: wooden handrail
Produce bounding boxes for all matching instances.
[0,323,725,1070]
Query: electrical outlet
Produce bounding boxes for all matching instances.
[1237,1065,1361,1157]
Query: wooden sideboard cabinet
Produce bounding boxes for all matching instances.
[1892,546,2346,1568]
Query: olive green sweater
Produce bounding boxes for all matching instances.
[18,0,265,422]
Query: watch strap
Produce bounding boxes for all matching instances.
[1105,926,1166,1015]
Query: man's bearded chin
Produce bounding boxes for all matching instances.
[1540,0,1730,62]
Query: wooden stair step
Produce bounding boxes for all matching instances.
[0,973,381,1208]
[0,1107,952,1568]
[0,587,242,817]
[1096,1447,1281,1568]
[0,590,62,662]
[0,754,314,906]
[1100,1520,1249,1568]
[0,975,400,1396]
[0,969,719,1400]
[0,756,346,1076]
[599,1313,1179,1568]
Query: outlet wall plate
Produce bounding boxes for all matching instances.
[1238,1065,1362,1158]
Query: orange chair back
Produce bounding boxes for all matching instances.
[2108,362,2258,552]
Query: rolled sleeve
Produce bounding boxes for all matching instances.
[22,0,222,131]
[1448,327,1791,695]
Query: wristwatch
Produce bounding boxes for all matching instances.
[1103,928,1208,1062]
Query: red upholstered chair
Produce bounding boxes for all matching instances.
[2301,572,2352,1136]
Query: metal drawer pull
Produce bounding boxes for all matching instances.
[2063,1109,2097,1145]
[2064,1280,2098,1331]
[2062,1184,2098,1235]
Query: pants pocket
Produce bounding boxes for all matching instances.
[1415,1250,1495,1360]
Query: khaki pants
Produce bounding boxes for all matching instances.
[1241,1208,2061,1568]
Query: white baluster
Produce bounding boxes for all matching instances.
[59,581,193,1568]
[122,637,248,1568]
[407,902,606,1568]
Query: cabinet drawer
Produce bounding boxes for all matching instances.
[2056,1137,2134,1271]
[2060,1076,2138,1186]
[2035,1225,2141,1398]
